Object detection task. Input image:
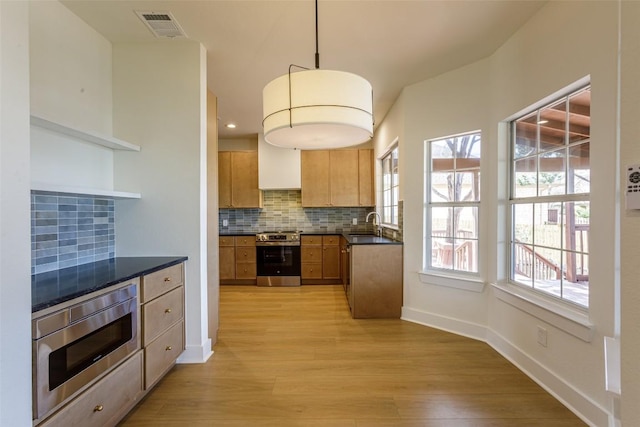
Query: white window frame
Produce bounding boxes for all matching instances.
[422,131,482,285]
[508,85,591,310]
[381,143,399,228]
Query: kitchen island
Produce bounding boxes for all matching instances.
[342,234,403,319]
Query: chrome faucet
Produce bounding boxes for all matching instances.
[366,211,382,237]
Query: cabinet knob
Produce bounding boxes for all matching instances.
[164,277,171,282]
[165,308,172,314]
[166,346,172,351]
[94,405,104,412]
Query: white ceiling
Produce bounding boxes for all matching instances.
[61,0,546,139]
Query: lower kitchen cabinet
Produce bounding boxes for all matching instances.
[141,263,185,389]
[349,244,403,318]
[39,351,143,427]
[301,235,341,284]
[219,235,257,285]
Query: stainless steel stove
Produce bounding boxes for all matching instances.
[255,231,301,286]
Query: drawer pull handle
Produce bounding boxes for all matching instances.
[164,277,172,282]
[94,405,104,412]
[165,308,172,314]
[166,346,172,351]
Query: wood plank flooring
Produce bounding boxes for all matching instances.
[119,285,586,426]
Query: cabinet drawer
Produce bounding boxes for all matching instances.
[235,262,256,279]
[143,286,184,345]
[234,236,256,247]
[141,263,183,303]
[235,247,256,263]
[219,236,234,246]
[301,246,322,262]
[322,235,340,246]
[301,235,322,245]
[40,352,143,427]
[145,320,184,389]
[301,263,322,279]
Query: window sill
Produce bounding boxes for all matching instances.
[419,271,486,293]
[491,282,594,342]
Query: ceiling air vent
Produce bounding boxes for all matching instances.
[135,11,186,39]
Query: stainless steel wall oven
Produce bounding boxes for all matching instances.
[32,283,139,420]
[256,231,301,286]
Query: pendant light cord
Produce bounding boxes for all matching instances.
[315,0,320,69]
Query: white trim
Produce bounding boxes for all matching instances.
[379,136,399,160]
[418,270,486,292]
[487,328,609,427]
[491,282,594,342]
[402,306,487,341]
[401,307,610,426]
[176,339,213,364]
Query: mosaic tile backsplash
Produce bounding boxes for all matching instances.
[31,192,115,274]
[219,190,382,235]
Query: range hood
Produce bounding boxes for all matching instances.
[258,133,301,190]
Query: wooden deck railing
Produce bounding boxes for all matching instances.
[513,241,561,280]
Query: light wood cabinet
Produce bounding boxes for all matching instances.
[349,244,403,318]
[141,263,185,389]
[301,235,341,284]
[219,236,257,284]
[235,236,257,280]
[301,149,374,207]
[39,352,143,427]
[218,151,263,208]
[219,236,235,280]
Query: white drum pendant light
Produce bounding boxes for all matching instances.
[262,1,373,150]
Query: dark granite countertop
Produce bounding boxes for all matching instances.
[32,256,187,313]
[344,234,403,245]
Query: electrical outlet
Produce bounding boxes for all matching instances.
[223,219,228,227]
[537,326,548,347]
[352,218,357,225]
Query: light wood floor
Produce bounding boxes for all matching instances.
[119,285,586,426]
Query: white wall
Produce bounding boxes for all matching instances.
[374,1,620,425]
[112,41,212,363]
[620,1,640,425]
[29,1,116,192]
[0,2,32,425]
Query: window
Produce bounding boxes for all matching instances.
[425,132,481,274]
[510,86,590,308]
[382,145,399,226]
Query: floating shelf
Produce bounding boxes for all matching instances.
[30,115,141,152]
[31,182,141,200]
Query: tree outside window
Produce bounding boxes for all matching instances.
[426,132,481,274]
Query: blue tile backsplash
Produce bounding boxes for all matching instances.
[31,192,115,274]
[219,190,376,234]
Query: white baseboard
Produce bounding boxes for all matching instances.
[402,306,488,341]
[177,338,214,364]
[402,306,610,427]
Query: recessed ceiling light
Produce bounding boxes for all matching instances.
[538,120,549,124]
[226,123,237,129]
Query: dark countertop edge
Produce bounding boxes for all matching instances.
[32,256,188,314]
[343,234,403,245]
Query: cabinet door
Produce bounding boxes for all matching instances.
[231,151,263,208]
[301,150,330,207]
[323,245,341,279]
[358,149,374,206]
[330,150,359,206]
[219,246,235,280]
[218,151,232,208]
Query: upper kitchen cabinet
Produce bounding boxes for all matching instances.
[218,151,263,208]
[301,149,374,207]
